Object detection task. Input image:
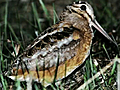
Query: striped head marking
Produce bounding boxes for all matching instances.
[65,1,114,43]
[67,1,95,23]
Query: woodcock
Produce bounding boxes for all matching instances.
[8,1,115,87]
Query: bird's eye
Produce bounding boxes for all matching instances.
[80,5,86,11]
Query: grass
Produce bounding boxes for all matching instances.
[0,0,120,89]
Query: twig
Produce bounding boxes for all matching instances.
[117,58,120,90]
[77,58,117,90]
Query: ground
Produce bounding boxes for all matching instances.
[0,0,120,89]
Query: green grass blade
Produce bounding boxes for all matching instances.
[0,75,7,90]
[16,81,21,90]
[4,0,8,39]
[32,2,42,33]
[102,44,110,60]
[8,23,23,50]
[53,3,59,24]
[39,0,51,25]
[89,56,96,87]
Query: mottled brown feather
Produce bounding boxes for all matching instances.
[8,1,97,87]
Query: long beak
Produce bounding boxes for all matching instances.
[90,19,116,44]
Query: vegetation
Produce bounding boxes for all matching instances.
[0,0,120,89]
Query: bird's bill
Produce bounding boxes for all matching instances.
[90,19,114,43]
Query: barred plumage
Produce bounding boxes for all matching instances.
[7,1,114,87]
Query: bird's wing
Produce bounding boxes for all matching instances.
[11,21,83,72]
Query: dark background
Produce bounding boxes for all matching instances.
[0,0,120,89]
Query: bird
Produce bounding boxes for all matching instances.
[7,1,115,87]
